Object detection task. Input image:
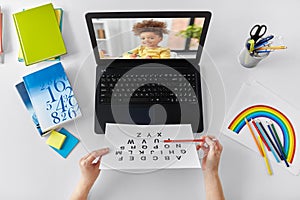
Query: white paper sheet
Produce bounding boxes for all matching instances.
[222,81,300,175]
[100,124,201,170]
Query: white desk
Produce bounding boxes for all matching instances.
[1,0,300,199]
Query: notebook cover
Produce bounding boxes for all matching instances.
[22,62,81,132]
[18,8,64,62]
[13,3,67,66]
[15,82,45,136]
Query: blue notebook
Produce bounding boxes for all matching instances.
[19,62,81,134]
[16,82,44,135]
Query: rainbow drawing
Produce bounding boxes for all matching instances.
[228,105,296,163]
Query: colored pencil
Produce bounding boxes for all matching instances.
[258,135,273,175]
[255,120,280,163]
[258,120,282,160]
[257,45,287,50]
[251,119,270,151]
[270,122,287,158]
[163,139,204,143]
[267,121,289,167]
[244,118,264,157]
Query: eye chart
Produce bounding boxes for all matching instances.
[100,124,201,170]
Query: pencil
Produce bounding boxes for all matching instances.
[258,135,273,175]
[163,139,204,143]
[257,46,287,50]
[270,122,286,158]
[251,119,270,151]
[244,118,264,157]
[255,120,280,163]
[258,120,282,160]
[267,121,289,167]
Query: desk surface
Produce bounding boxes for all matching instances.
[1,0,300,199]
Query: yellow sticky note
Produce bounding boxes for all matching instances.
[46,130,66,150]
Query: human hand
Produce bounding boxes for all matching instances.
[129,53,137,58]
[70,148,109,200]
[79,148,109,186]
[196,136,223,174]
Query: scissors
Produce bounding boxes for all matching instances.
[250,24,267,43]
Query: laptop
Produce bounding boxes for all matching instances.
[85,11,211,134]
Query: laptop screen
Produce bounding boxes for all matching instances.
[86,12,211,62]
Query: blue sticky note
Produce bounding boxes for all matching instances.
[50,128,79,158]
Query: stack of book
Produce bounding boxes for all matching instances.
[16,62,82,136]
[13,3,67,65]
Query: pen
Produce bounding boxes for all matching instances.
[254,35,274,48]
[254,41,271,49]
[256,50,272,54]
[0,6,3,64]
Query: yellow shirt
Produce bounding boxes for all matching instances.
[123,46,171,59]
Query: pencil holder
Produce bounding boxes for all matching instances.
[238,43,269,68]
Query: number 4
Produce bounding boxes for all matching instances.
[56,95,67,112]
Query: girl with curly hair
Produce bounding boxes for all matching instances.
[123,19,171,59]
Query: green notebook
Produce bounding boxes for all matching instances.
[13,3,67,66]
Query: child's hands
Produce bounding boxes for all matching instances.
[129,53,138,58]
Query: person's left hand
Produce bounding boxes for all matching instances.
[70,148,109,200]
[79,148,109,186]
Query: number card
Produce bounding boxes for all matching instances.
[22,62,81,133]
[100,124,201,170]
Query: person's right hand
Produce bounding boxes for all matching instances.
[196,136,223,173]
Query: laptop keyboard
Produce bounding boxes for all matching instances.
[98,72,198,104]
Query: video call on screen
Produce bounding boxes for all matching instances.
[92,17,205,59]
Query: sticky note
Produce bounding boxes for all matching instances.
[46,130,66,150]
[50,128,79,158]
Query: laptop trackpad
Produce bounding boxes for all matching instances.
[128,104,167,125]
[129,104,173,125]
[149,104,167,124]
